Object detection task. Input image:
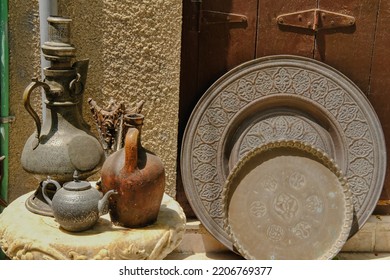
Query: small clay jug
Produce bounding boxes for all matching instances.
[100,114,165,228]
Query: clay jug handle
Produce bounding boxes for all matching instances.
[123,127,139,173]
[23,78,50,150]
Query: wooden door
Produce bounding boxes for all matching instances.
[179,0,390,217]
[178,0,258,216]
[256,0,316,58]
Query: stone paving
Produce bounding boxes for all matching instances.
[166,216,390,260]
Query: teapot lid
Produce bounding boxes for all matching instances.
[63,171,91,191]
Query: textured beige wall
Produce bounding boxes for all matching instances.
[8,0,41,201]
[8,0,182,201]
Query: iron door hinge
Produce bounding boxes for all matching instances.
[190,0,247,32]
[202,10,247,26]
[277,9,355,32]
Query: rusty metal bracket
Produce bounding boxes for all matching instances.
[277,9,355,32]
[189,0,247,33]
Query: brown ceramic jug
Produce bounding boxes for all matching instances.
[100,114,165,228]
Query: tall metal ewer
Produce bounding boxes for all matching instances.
[22,16,104,216]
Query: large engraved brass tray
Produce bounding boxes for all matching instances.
[222,141,353,260]
[181,55,386,250]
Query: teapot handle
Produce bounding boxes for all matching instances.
[41,177,62,207]
[23,78,50,150]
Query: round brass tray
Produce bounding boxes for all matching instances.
[222,141,353,260]
[181,55,386,250]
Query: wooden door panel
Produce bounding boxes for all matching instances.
[368,0,390,214]
[315,0,380,94]
[197,0,258,95]
[256,0,317,58]
[178,0,258,217]
[177,0,201,216]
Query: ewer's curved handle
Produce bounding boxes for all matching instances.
[23,78,50,149]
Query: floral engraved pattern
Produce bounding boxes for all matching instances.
[238,116,329,158]
[209,200,223,218]
[338,105,358,125]
[207,108,228,127]
[237,79,256,101]
[267,225,284,242]
[349,177,369,197]
[350,139,372,157]
[289,121,305,138]
[289,172,306,190]
[244,135,262,149]
[193,163,216,182]
[198,124,220,144]
[199,183,221,202]
[274,117,289,137]
[292,71,310,94]
[292,222,312,239]
[257,122,274,140]
[193,144,216,163]
[306,195,324,213]
[305,133,319,145]
[255,72,273,94]
[345,121,368,139]
[274,68,292,92]
[325,89,345,111]
[349,158,374,177]
[250,201,267,218]
[274,193,299,221]
[221,91,242,112]
[310,78,329,103]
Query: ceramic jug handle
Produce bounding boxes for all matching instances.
[23,78,50,150]
[41,177,62,207]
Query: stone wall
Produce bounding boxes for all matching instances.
[8,0,182,200]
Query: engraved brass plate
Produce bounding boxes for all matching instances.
[222,141,353,260]
[181,55,386,250]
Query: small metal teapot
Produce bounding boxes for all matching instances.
[42,171,116,232]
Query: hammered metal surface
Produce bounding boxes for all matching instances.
[181,55,386,250]
[222,141,353,260]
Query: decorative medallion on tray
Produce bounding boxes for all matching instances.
[181,55,386,250]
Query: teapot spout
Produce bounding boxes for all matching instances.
[98,189,116,216]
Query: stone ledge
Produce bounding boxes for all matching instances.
[165,252,390,260]
[170,215,390,259]
[341,215,390,253]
